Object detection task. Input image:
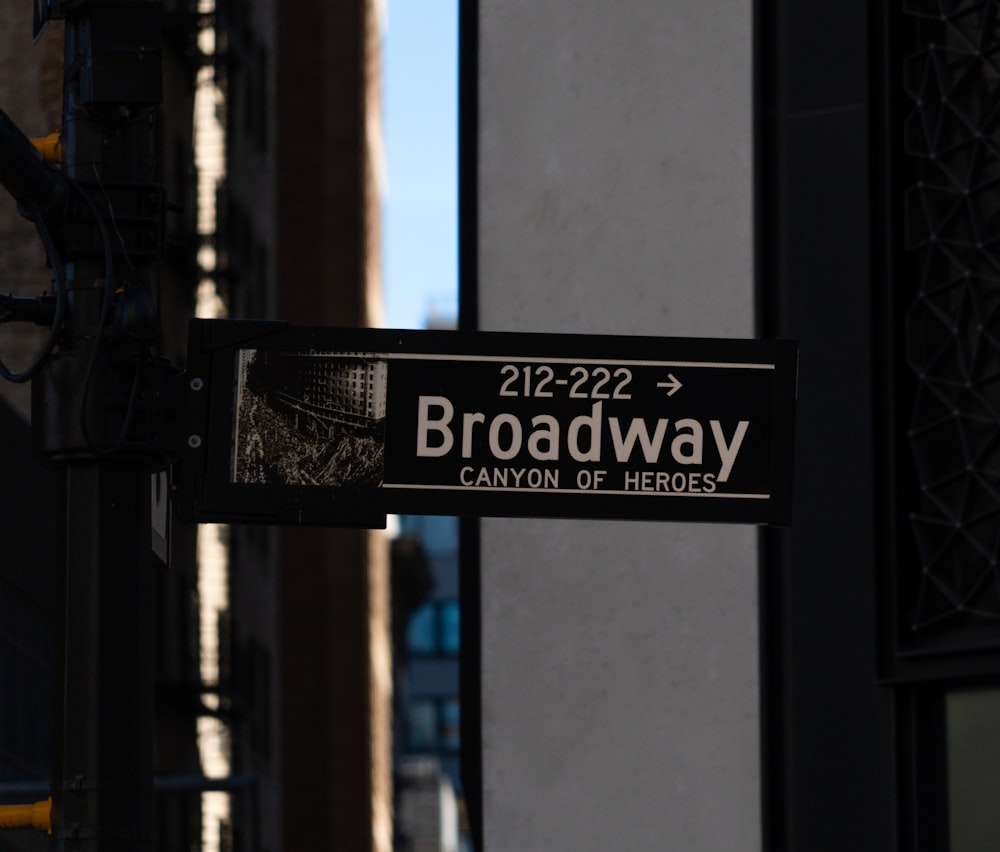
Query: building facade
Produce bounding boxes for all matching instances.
[0,2,390,851]
[465,1,1000,850]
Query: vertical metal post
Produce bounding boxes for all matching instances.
[31,2,165,848]
[56,464,154,850]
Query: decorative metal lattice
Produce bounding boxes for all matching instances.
[902,1,1000,635]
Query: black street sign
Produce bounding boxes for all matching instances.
[177,319,797,527]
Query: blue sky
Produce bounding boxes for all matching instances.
[382,1,458,330]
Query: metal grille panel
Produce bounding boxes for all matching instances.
[902,0,1000,639]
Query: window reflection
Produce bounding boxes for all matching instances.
[406,600,461,657]
[947,687,1000,852]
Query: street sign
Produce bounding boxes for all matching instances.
[176,319,797,527]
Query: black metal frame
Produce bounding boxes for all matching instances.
[875,0,1000,685]
[458,0,483,845]
[758,1,1000,850]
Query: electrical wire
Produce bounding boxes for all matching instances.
[65,173,122,453]
[69,172,154,456]
[96,348,146,456]
[0,128,156,451]
[0,201,66,383]
[92,161,135,271]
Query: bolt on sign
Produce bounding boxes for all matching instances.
[177,320,797,527]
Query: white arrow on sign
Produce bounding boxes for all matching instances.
[656,373,683,396]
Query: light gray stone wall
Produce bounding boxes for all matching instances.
[477,3,760,849]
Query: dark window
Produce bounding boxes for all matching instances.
[946,688,1000,851]
[406,698,461,753]
[406,600,461,657]
[881,0,1000,680]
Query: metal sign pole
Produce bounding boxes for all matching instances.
[28,3,165,847]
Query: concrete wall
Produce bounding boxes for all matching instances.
[476,3,759,849]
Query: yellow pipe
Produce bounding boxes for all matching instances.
[0,798,52,834]
[31,132,62,164]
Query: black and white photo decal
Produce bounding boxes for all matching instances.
[232,349,388,486]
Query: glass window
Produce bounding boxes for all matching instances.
[947,688,1000,852]
[406,600,460,656]
[440,600,460,654]
[408,700,438,750]
[406,603,437,655]
[440,698,461,752]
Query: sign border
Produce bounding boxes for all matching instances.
[177,319,797,527]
